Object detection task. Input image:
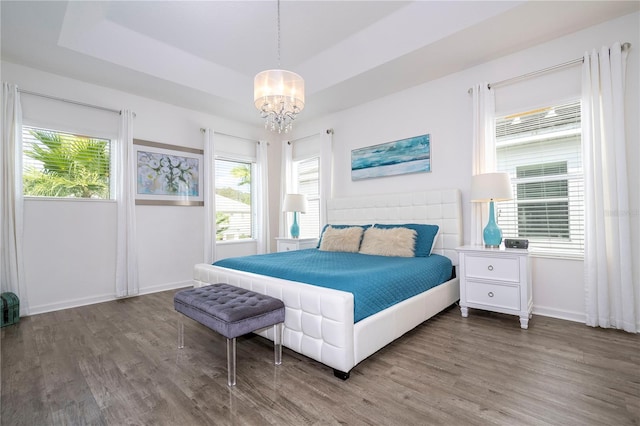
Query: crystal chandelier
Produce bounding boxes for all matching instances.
[254,0,304,134]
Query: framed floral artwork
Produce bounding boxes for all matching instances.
[133,139,204,206]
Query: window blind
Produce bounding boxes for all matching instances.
[22,126,112,199]
[20,92,118,200]
[495,100,584,257]
[20,92,119,140]
[289,133,322,239]
[295,157,320,238]
[291,134,320,161]
[214,133,257,161]
[215,159,253,241]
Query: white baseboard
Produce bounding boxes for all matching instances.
[27,280,192,316]
[138,280,192,296]
[534,307,640,333]
[26,284,633,333]
[25,288,639,333]
[532,305,586,324]
[28,293,116,316]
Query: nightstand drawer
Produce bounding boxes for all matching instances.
[466,281,520,310]
[278,242,298,252]
[465,255,519,282]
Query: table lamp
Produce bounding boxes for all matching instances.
[471,172,513,248]
[283,193,308,238]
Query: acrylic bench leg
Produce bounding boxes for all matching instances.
[227,337,236,386]
[178,319,184,349]
[274,323,283,365]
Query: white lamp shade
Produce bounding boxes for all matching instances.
[283,193,307,213]
[471,172,513,202]
[254,69,305,111]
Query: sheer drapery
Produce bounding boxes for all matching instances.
[256,140,270,254]
[279,140,293,237]
[319,130,333,227]
[0,83,28,315]
[115,109,139,297]
[203,128,216,263]
[470,83,496,246]
[582,42,637,333]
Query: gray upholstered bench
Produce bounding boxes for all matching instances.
[174,283,285,386]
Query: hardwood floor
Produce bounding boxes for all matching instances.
[2,289,639,425]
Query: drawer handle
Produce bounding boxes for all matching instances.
[488,292,494,298]
[487,265,494,271]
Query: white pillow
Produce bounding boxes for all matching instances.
[318,226,364,253]
[359,227,417,257]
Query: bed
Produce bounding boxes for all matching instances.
[193,189,462,379]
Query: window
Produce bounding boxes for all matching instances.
[215,158,254,241]
[294,156,320,238]
[516,162,569,239]
[22,126,112,199]
[288,132,327,239]
[495,100,583,257]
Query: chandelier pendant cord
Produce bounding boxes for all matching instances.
[277,0,281,67]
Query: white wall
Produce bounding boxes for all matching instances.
[4,12,638,323]
[2,61,274,314]
[292,12,640,324]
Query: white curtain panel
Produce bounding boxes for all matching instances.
[470,83,496,246]
[319,130,334,228]
[115,109,139,298]
[0,83,28,315]
[203,128,216,263]
[279,141,293,237]
[582,42,637,333]
[256,140,270,254]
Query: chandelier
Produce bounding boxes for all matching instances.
[254,0,304,134]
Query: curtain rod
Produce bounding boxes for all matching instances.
[467,41,632,94]
[199,128,260,144]
[287,129,334,145]
[17,88,133,116]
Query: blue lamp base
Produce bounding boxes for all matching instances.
[483,200,502,248]
[290,212,300,238]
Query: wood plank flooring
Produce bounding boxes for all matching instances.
[2,289,639,425]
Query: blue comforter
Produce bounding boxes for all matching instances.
[214,249,452,322]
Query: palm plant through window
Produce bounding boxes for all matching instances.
[22,127,111,199]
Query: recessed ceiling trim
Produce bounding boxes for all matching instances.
[58,1,249,103]
[298,1,524,93]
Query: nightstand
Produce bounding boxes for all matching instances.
[456,245,532,329]
[276,237,318,252]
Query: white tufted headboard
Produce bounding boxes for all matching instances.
[326,189,463,265]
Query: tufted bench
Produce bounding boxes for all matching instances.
[174,283,285,386]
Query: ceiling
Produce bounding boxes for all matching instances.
[2,1,638,127]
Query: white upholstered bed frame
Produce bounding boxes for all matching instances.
[193,189,462,378]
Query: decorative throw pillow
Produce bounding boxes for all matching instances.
[317,224,371,248]
[318,226,364,253]
[373,224,440,256]
[359,227,417,257]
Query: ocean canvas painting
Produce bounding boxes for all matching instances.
[351,134,431,180]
